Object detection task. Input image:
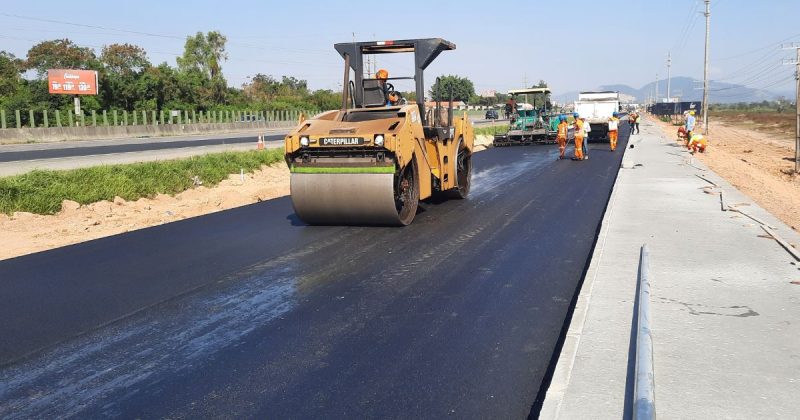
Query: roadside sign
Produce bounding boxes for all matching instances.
[47,69,99,95]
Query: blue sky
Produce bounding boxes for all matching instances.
[1,0,799,98]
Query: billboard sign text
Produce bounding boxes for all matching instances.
[48,69,99,95]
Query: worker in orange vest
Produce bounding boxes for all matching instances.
[556,115,568,160]
[688,133,707,153]
[608,112,620,151]
[572,112,585,160]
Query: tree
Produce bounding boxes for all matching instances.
[0,51,23,97]
[25,39,98,78]
[430,75,475,102]
[101,43,150,75]
[100,44,152,110]
[177,31,228,104]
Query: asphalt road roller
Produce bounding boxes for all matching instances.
[284,38,474,226]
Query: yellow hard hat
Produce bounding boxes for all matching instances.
[376,69,389,80]
[689,110,696,115]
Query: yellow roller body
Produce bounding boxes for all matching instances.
[283,38,473,226]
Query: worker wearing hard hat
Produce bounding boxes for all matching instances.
[556,115,568,160]
[608,112,620,151]
[581,117,591,160]
[572,112,585,160]
[688,132,707,153]
[376,69,396,106]
[685,110,697,147]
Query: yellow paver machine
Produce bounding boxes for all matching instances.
[284,38,474,225]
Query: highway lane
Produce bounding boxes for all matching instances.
[0,133,285,163]
[0,130,628,418]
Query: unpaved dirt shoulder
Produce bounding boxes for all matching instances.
[0,137,497,261]
[0,163,290,261]
[649,115,800,230]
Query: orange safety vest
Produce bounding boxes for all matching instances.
[557,122,568,138]
[574,119,584,137]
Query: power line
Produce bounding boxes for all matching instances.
[716,32,800,61]
[0,12,333,56]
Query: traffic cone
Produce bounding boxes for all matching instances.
[257,135,264,150]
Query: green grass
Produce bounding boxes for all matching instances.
[0,148,285,215]
[291,165,395,174]
[474,125,509,136]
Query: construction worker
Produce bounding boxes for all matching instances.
[376,69,396,106]
[556,115,568,160]
[608,112,620,151]
[688,132,707,153]
[581,117,591,160]
[685,110,696,147]
[572,112,584,160]
[630,111,640,135]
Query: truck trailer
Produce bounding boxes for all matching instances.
[574,91,620,142]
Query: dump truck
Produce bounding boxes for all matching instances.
[573,91,620,142]
[284,38,474,226]
[493,87,555,146]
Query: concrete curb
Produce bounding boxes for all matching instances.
[539,134,634,418]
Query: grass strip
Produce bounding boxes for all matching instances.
[474,125,509,136]
[291,165,396,174]
[0,148,285,215]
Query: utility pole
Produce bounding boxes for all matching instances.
[667,52,672,102]
[702,0,711,135]
[655,73,659,103]
[781,43,800,173]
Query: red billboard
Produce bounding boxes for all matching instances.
[47,69,99,95]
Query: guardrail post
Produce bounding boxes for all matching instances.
[92,110,97,126]
[123,110,128,126]
[152,110,156,126]
[159,110,164,125]
[133,110,138,125]
[102,110,108,126]
[29,110,35,128]
[79,112,85,127]
[55,110,61,127]
[67,111,73,127]
[43,110,49,128]
[15,110,21,128]
[634,244,656,420]
[191,110,196,124]
[210,110,215,123]
[113,110,118,126]
[142,110,147,125]
[177,111,182,124]
[0,109,5,129]
[184,110,189,124]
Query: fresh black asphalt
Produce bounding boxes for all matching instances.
[0,134,285,162]
[0,130,629,418]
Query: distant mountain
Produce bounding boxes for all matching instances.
[553,76,789,104]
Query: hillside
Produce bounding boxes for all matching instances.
[553,76,790,104]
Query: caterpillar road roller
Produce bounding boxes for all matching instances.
[284,38,474,226]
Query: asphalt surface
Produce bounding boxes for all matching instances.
[0,129,628,418]
[0,134,285,163]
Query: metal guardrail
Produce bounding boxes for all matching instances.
[635,244,656,420]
